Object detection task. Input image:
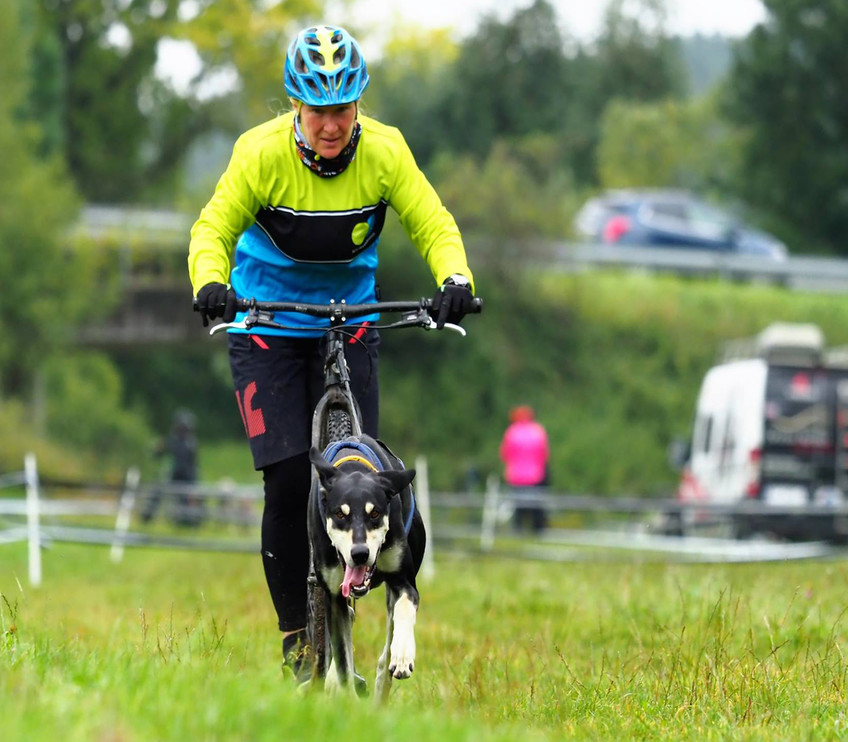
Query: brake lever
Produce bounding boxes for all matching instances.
[209,320,248,335]
[210,309,290,335]
[423,318,467,336]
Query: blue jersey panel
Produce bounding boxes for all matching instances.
[229,225,380,336]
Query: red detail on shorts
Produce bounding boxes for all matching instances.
[349,322,369,344]
[251,335,270,349]
[235,381,266,438]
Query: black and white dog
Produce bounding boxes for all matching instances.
[308,434,425,700]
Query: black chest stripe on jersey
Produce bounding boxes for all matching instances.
[255,202,388,263]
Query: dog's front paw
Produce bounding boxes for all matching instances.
[389,633,416,679]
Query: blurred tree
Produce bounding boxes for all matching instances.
[597,93,743,192]
[31,0,185,201]
[42,352,154,465]
[592,0,685,103]
[366,27,459,168]
[430,0,685,188]
[29,0,322,204]
[175,0,321,127]
[431,136,583,282]
[0,0,84,398]
[566,0,686,185]
[725,0,848,255]
[438,0,572,159]
[434,138,575,240]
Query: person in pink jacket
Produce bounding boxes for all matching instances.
[499,405,551,532]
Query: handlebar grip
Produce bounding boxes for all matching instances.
[470,297,483,313]
[192,297,251,312]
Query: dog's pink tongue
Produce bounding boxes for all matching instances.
[341,565,368,598]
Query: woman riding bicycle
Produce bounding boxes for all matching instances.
[188,24,476,680]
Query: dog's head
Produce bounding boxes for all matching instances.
[310,446,415,598]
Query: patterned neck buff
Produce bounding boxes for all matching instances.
[293,114,362,178]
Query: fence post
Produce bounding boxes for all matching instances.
[24,453,42,587]
[414,455,435,581]
[480,474,500,551]
[110,466,141,563]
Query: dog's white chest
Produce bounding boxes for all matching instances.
[376,544,403,573]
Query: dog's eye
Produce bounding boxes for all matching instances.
[334,509,347,520]
[369,509,382,520]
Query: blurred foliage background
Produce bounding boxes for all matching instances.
[3,0,848,492]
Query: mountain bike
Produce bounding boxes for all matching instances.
[207,295,482,687]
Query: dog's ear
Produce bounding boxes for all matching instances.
[309,446,337,489]
[377,468,415,498]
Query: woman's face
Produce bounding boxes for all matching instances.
[299,102,357,159]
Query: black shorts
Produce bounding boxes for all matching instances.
[227,329,380,470]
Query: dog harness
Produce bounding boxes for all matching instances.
[321,439,416,535]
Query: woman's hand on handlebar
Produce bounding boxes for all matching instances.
[196,283,238,327]
[430,276,475,330]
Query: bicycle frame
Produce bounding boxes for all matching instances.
[310,327,364,451]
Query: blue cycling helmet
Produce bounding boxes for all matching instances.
[284,25,369,106]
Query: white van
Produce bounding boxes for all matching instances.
[676,323,848,540]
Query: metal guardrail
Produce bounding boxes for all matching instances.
[553,242,848,293]
[76,206,848,292]
[73,207,848,300]
[7,454,848,584]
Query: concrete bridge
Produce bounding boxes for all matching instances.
[76,206,211,347]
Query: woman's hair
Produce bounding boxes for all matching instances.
[509,406,535,423]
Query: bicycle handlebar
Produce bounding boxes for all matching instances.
[194,295,483,336]
[230,296,483,319]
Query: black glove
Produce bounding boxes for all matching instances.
[431,275,474,330]
[196,282,237,327]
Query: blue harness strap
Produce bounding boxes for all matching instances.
[321,438,416,535]
[403,487,416,536]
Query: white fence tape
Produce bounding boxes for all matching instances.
[4,453,848,586]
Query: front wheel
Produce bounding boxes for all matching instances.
[327,408,352,443]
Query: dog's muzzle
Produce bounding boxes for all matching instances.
[339,556,377,599]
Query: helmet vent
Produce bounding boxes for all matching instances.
[308,49,325,66]
[294,50,309,74]
[330,31,343,43]
[349,47,360,68]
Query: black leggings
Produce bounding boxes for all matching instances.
[261,452,312,632]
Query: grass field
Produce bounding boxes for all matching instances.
[3,541,848,741]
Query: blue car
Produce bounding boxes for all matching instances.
[574,190,788,261]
